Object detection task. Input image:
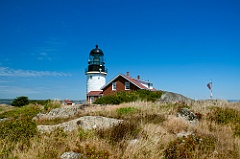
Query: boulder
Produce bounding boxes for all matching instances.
[60,151,83,159]
[176,108,198,124]
[0,118,9,122]
[157,91,193,105]
[37,116,122,133]
[33,105,86,120]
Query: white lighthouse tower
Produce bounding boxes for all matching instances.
[85,45,107,94]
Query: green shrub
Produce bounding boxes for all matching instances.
[29,99,51,105]
[78,128,95,141]
[35,128,68,159]
[164,134,216,159]
[71,143,111,159]
[97,120,141,143]
[94,90,163,104]
[0,105,39,158]
[0,113,37,158]
[137,89,163,102]
[94,95,122,104]
[116,107,138,116]
[208,107,240,125]
[0,105,40,120]
[43,100,61,112]
[143,113,167,124]
[0,116,37,142]
[11,96,29,107]
[234,124,240,138]
[0,105,41,119]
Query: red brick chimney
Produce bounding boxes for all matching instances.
[137,75,140,80]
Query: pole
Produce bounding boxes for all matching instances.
[207,80,212,100]
[210,90,212,100]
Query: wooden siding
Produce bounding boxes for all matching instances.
[103,76,140,96]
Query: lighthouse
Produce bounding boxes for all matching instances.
[85,45,107,95]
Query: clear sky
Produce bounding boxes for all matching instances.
[0,0,239,100]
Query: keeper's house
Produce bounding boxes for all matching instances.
[86,72,156,104]
[101,72,156,96]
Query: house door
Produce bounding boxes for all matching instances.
[90,97,94,104]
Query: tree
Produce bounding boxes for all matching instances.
[11,96,29,107]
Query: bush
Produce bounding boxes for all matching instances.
[143,113,167,124]
[29,99,51,105]
[137,89,163,102]
[208,107,240,125]
[0,112,37,158]
[71,143,111,159]
[164,134,216,159]
[0,105,41,119]
[234,124,240,138]
[94,95,122,104]
[116,107,138,116]
[43,100,61,112]
[11,96,29,107]
[97,120,141,143]
[94,90,163,104]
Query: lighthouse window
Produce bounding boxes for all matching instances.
[90,76,92,79]
[125,82,130,90]
[112,82,116,90]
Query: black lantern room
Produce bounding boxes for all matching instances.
[86,45,107,73]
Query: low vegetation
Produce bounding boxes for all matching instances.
[11,96,29,107]
[1,98,240,158]
[94,90,163,104]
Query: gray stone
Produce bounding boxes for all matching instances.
[60,151,82,159]
[157,91,193,105]
[176,108,198,124]
[37,116,122,133]
[0,118,9,122]
[33,105,85,120]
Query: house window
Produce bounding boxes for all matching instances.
[125,82,130,90]
[112,82,116,90]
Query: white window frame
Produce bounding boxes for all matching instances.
[112,82,116,90]
[125,82,130,90]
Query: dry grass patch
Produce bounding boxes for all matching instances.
[2,101,240,159]
[164,116,192,134]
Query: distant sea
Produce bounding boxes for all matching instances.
[0,99,86,105]
[228,100,240,103]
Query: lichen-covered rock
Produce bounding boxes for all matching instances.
[176,108,198,124]
[0,118,9,122]
[37,116,122,133]
[60,151,82,159]
[157,91,193,105]
[33,105,85,120]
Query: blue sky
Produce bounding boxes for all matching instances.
[0,0,239,100]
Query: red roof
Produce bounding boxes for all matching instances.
[101,74,157,91]
[87,91,103,96]
[64,99,72,103]
[124,75,148,89]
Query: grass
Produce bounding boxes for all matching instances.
[0,101,240,158]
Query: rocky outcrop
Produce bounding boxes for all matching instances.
[33,105,88,120]
[37,116,122,133]
[157,91,193,105]
[176,108,198,124]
